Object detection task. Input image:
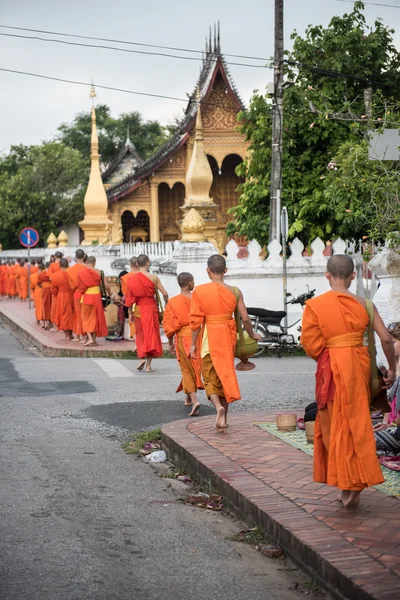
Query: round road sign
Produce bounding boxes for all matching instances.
[19,227,40,248]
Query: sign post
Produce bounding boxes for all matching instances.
[19,227,40,310]
[281,207,289,330]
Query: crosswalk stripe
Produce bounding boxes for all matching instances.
[92,358,136,378]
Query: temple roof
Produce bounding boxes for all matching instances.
[106,29,245,203]
[102,136,143,187]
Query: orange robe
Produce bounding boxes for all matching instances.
[30,272,42,322]
[30,265,39,275]
[125,272,162,359]
[77,269,108,337]
[15,264,21,297]
[48,262,61,325]
[121,271,139,338]
[67,263,87,336]
[301,291,384,491]
[164,294,203,394]
[51,270,74,331]
[8,265,17,297]
[189,282,240,403]
[0,264,5,295]
[19,266,29,300]
[38,270,52,321]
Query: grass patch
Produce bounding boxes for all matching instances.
[122,427,162,455]
[229,526,271,546]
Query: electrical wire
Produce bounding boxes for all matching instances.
[0,31,273,69]
[0,23,272,62]
[336,0,400,8]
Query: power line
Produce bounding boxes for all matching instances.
[0,23,271,62]
[0,66,245,111]
[0,31,272,69]
[336,0,400,8]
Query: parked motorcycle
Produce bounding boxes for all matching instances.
[247,288,316,357]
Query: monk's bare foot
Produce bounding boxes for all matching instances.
[188,403,200,417]
[184,395,193,407]
[145,368,155,373]
[137,360,146,371]
[83,341,95,347]
[49,327,58,332]
[344,491,361,509]
[71,337,80,343]
[215,407,226,431]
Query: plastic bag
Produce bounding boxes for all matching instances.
[146,450,167,463]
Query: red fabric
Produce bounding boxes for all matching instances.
[19,266,29,300]
[67,263,87,336]
[48,262,61,323]
[77,268,108,337]
[0,265,5,295]
[127,272,162,358]
[315,349,336,410]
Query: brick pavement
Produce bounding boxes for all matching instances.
[162,411,400,600]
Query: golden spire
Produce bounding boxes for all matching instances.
[79,82,113,245]
[184,88,213,206]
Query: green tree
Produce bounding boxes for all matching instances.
[58,105,173,168]
[228,1,400,245]
[0,142,87,249]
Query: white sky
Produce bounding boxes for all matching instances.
[1,0,400,152]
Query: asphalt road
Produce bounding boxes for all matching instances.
[0,322,317,600]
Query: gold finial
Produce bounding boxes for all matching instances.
[47,232,58,249]
[181,208,206,242]
[57,230,69,247]
[90,79,96,107]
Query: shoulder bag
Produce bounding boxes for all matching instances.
[232,287,258,359]
[100,270,111,309]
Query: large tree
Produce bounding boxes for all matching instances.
[0,142,87,249]
[58,105,173,169]
[228,1,400,245]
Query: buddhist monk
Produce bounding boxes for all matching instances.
[38,262,52,328]
[18,259,29,302]
[125,254,168,372]
[67,249,87,343]
[51,258,74,339]
[14,258,21,299]
[30,266,42,325]
[30,259,39,275]
[164,272,203,416]
[301,254,396,509]
[77,256,109,346]
[0,260,5,297]
[121,256,139,342]
[8,261,17,298]
[189,255,260,431]
[48,251,63,331]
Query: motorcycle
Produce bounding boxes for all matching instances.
[247,287,316,357]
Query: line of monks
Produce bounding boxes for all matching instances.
[0,250,109,347]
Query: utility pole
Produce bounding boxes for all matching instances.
[269,0,284,241]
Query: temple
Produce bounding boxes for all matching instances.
[103,25,248,249]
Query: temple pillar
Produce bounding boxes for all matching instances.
[150,182,160,242]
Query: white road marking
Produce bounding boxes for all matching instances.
[92,358,136,378]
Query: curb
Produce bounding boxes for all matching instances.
[162,417,400,600]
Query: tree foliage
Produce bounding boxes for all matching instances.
[58,105,174,168]
[0,142,87,249]
[228,1,400,245]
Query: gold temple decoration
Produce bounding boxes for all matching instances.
[181,88,218,244]
[57,230,69,247]
[115,221,123,245]
[47,232,58,249]
[79,83,113,245]
[181,208,206,242]
[101,224,111,245]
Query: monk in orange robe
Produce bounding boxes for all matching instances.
[30,259,39,275]
[8,263,17,298]
[38,262,52,327]
[51,258,74,338]
[0,261,5,297]
[48,251,63,330]
[189,254,259,431]
[14,259,21,299]
[30,269,42,324]
[164,272,203,416]
[125,254,167,372]
[121,256,139,341]
[67,249,87,343]
[77,256,108,346]
[301,254,396,508]
[18,259,29,302]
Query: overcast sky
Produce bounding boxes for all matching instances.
[1,0,400,152]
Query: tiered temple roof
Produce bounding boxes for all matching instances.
[104,25,245,203]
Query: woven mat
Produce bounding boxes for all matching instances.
[256,422,400,498]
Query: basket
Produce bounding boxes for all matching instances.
[276,413,297,432]
[305,421,315,444]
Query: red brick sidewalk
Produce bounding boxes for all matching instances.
[162,411,400,600]
[0,300,136,357]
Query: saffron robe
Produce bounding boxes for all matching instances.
[67,263,87,336]
[48,262,61,325]
[15,265,21,297]
[301,291,384,491]
[8,265,17,297]
[164,294,203,394]
[19,266,29,300]
[51,271,74,331]
[77,268,108,337]
[38,270,52,321]
[30,272,42,322]
[189,282,240,403]
[125,272,162,359]
[0,264,5,295]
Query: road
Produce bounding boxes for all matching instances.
[0,322,316,600]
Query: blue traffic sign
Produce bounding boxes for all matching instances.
[19,227,40,248]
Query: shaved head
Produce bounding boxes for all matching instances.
[130,256,138,268]
[207,254,226,274]
[75,249,85,260]
[55,251,63,259]
[177,272,194,288]
[327,254,354,280]
[39,263,46,271]
[60,258,69,269]
[87,256,96,266]
[137,254,150,268]
[45,261,51,269]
